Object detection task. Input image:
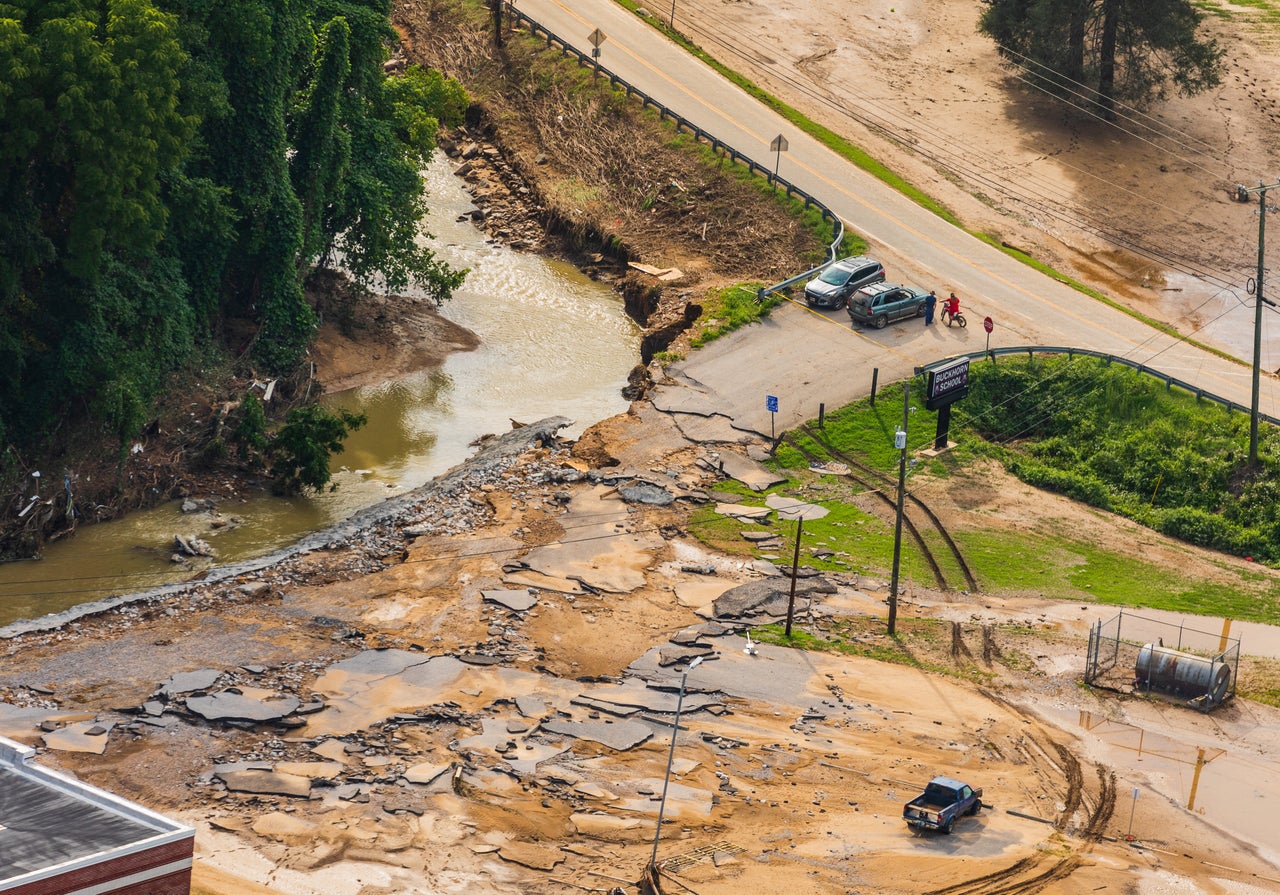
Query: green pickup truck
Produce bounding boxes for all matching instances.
[846,282,931,329]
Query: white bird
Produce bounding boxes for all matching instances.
[743,631,758,656]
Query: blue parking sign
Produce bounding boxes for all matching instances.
[766,395,779,413]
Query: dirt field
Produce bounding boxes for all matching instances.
[4,3,1280,895]
[668,0,1280,363]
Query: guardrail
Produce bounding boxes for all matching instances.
[925,346,1280,427]
[505,4,844,271]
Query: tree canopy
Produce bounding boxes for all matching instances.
[978,0,1224,117]
[0,0,467,453]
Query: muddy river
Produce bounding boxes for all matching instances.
[0,156,641,626]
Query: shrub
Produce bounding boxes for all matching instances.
[1009,459,1112,509]
[1151,507,1274,563]
[266,404,367,496]
[233,393,269,461]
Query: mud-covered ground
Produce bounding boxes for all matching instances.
[5,3,1280,894]
[3,404,1280,895]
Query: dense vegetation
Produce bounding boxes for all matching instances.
[957,355,1280,562]
[0,0,468,458]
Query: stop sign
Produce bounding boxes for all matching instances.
[983,316,994,333]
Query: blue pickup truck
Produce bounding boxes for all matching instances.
[903,776,983,834]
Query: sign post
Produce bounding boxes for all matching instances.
[768,496,829,637]
[769,135,788,181]
[766,394,779,442]
[588,28,605,70]
[923,357,970,451]
[1126,787,1139,840]
[983,315,994,354]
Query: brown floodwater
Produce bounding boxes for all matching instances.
[0,156,640,628]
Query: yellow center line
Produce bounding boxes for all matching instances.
[538,0,1254,398]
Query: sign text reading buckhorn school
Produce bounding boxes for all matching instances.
[926,357,970,410]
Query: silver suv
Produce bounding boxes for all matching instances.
[803,256,886,309]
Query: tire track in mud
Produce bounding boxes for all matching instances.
[1052,740,1086,829]
[923,714,1116,895]
[1084,766,1118,839]
[924,854,1082,895]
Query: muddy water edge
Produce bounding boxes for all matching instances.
[0,155,641,627]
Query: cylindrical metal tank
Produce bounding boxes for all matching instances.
[1135,643,1232,705]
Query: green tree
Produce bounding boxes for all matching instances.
[0,0,473,459]
[0,0,196,443]
[198,0,313,372]
[291,16,352,268]
[233,392,269,461]
[978,0,1224,117]
[266,404,367,495]
[299,0,469,300]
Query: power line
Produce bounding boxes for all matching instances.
[669,11,1255,291]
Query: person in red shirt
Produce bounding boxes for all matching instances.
[946,292,960,319]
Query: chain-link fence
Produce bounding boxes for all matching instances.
[1084,609,1238,712]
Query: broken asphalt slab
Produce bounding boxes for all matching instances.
[186,690,301,724]
[481,589,538,612]
[519,486,664,594]
[633,640,834,710]
[158,668,222,696]
[765,493,830,521]
[40,719,114,754]
[577,679,720,714]
[671,412,746,444]
[617,482,675,505]
[714,452,786,492]
[455,718,571,775]
[301,649,578,738]
[0,704,95,740]
[214,767,314,798]
[402,762,453,785]
[497,841,564,871]
[714,502,771,522]
[541,717,653,751]
[711,577,836,619]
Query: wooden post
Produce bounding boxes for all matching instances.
[490,0,503,47]
[818,403,825,429]
[870,368,879,406]
[1187,747,1207,810]
[1218,618,1233,653]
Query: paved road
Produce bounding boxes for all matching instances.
[517,0,1279,438]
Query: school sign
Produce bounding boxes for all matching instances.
[925,357,970,411]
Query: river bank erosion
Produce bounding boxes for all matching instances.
[6,2,1280,895]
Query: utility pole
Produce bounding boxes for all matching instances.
[1237,179,1280,467]
[887,382,909,636]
